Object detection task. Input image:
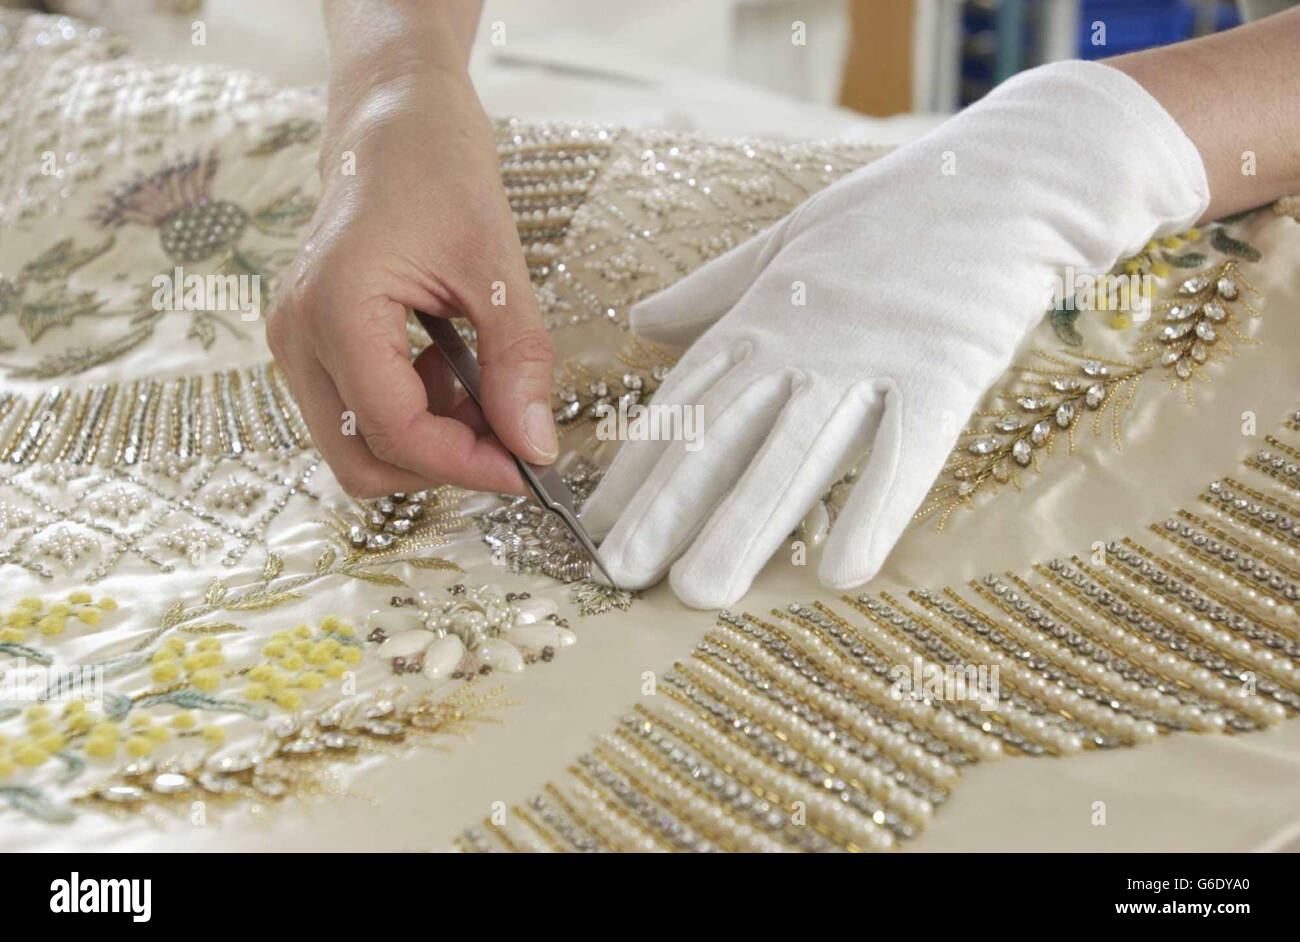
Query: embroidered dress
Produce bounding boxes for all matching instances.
[1,11,1299,852]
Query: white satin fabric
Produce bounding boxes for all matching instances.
[1,10,1299,852]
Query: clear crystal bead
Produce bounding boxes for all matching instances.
[1055,401,1076,428]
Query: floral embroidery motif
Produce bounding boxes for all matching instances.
[552,338,676,431]
[0,591,116,646]
[9,11,1291,844]
[479,462,602,583]
[569,581,638,617]
[367,586,573,680]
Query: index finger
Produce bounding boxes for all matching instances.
[317,296,526,494]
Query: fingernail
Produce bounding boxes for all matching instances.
[522,401,558,462]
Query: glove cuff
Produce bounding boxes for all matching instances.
[988,59,1211,250]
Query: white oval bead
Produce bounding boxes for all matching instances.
[422,634,466,681]
[478,638,525,673]
[799,501,830,548]
[505,624,563,652]
[377,628,434,659]
[365,608,420,635]
[515,597,559,625]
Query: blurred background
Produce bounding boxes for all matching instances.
[20,0,1287,141]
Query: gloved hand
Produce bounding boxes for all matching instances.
[581,61,1209,609]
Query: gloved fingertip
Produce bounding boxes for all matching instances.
[668,565,746,610]
[816,552,879,592]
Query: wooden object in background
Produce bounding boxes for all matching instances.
[839,0,915,116]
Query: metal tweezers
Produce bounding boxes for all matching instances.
[414,311,617,588]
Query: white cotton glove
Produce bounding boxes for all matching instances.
[581,61,1209,609]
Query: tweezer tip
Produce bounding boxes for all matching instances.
[592,559,619,592]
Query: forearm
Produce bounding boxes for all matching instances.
[322,2,483,139]
[1107,7,1300,221]
[325,0,482,79]
[319,1,486,172]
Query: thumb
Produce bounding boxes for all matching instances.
[464,273,558,466]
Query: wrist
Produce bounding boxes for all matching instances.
[320,67,480,179]
[323,0,476,126]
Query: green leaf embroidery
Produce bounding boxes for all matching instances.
[7,322,155,380]
[20,235,114,283]
[134,689,268,719]
[1210,227,1261,263]
[18,286,104,342]
[1162,250,1208,269]
[251,187,317,236]
[104,693,133,720]
[0,641,52,664]
[41,652,148,700]
[54,751,86,785]
[1050,306,1083,347]
[0,786,74,824]
[246,118,320,157]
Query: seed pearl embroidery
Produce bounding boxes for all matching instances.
[0,450,321,581]
[463,406,1300,852]
[35,526,97,571]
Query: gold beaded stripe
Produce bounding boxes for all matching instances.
[495,119,617,283]
[459,409,1300,852]
[0,363,309,467]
